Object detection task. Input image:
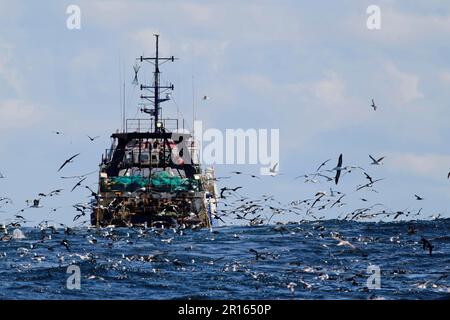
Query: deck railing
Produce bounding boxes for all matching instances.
[125,118,184,133]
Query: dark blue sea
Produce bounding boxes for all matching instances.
[1,219,449,300]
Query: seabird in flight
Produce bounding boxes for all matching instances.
[369,155,385,165]
[71,177,87,192]
[87,135,100,142]
[333,154,343,185]
[57,153,80,172]
[371,99,377,111]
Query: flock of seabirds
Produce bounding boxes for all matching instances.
[0,98,449,297]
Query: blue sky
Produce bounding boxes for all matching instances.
[1,0,450,225]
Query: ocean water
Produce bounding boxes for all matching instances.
[0,219,449,300]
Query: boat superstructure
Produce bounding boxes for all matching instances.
[91,35,218,228]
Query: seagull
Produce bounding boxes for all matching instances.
[333,154,343,185]
[369,155,385,165]
[52,131,64,135]
[330,194,345,209]
[287,282,297,294]
[414,194,424,201]
[419,237,433,255]
[393,211,405,220]
[356,178,384,191]
[87,135,100,142]
[219,186,243,199]
[329,188,340,197]
[57,153,80,172]
[317,172,333,181]
[249,249,266,260]
[371,99,377,111]
[30,199,42,208]
[38,189,63,197]
[231,171,261,179]
[60,170,96,179]
[202,95,210,100]
[407,226,416,235]
[73,205,86,221]
[364,172,374,184]
[0,172,4,179]
[331,233,356,250]
[316,159,331,172]
[60,239,71,252]
[447,171,450,179]
[85,186,100,199]
[337,239,356,249]
[71,177,87,192]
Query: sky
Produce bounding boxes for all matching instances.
[1,0,450,226]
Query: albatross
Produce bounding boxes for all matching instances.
[57,153,80,172]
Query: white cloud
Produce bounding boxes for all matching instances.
[311,71,348,107]
[70,49,103,71]
[238,74,274,93]
[132,28,172,57]
[179,2,214,25]
[180,39,230,72]
[234,70,368,150]
[0,40,41,132]
[347,6,450,45]
[439,71,450,84]
[387,152,450,180]
[0,99,38,131]
[0,42,21,94]
[289,71,366,124]
[384,62,423,104]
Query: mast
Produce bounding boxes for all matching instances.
[139,34,177,133]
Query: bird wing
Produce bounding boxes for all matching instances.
[71,177,86,192]
[57,160,70,172]
[377,157,385,163]
[316,159,331,172]
[219,189,227,198]
[310,194,324,208]
[369,155,377,163]
[337,154,343,168]
[356,178,384,191]
[335,170,341,185]
[57,153,80,172]
[330,195,345,208]
[394,211,403,219]
[363,172,373,183]
[68,153,80,162]
[334,154,343,185]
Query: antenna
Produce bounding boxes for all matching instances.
[192,74,195,138]
[123,81,126,133]
[119,53,122,132]
[137,34,177,133]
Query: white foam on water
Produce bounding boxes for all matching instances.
[12,229,26,239]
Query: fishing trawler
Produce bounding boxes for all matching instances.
[91,35,218,228]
